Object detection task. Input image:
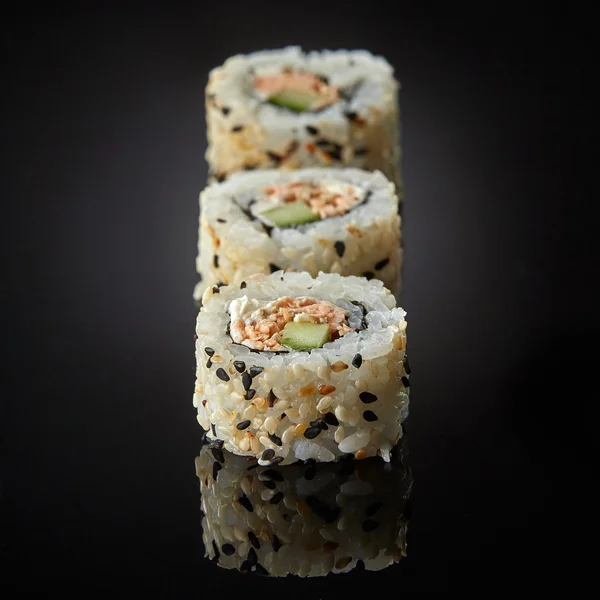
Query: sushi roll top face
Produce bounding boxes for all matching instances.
[253,67,339,113]
[229,295,367,352]
[237,177,369,230]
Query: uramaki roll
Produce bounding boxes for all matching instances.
[193,168,402,301]
[193,271,410,465]
[205,47,401,189]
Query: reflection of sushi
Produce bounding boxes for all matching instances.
[195,433,412,577]
[193,271,410,465]
[193,168,402,301]
[205,47,401,189]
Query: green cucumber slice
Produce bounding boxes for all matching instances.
[268,90,317,112]
[260,201,320,227]
[280,322,331,351]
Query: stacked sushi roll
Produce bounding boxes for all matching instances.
[196,434,412,577]
[194,167,402,301]
[205,47,401,189]
[193,271,410,465]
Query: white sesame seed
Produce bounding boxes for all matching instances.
[334,425,345,443]
[317,366,329,380]
[264,416,278,434]
[335,405,348,422]
[317,396,332,412]
[242,405,257,420]
[282,425,295,444]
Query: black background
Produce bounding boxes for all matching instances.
[2,2,596,595]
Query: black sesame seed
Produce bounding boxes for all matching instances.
[246,462,259,471]
[208,438,224,449]
[268,433,282,446]
[255,563,269,576]
[305,125,319,135]
[359,391,378,404]
[249,366,263,378]
[211,447,225,463]
[355,559,366,571]
[375,257,390,270]
[242,372,252,391]
[320,421,329,431]
[262,449,275,461]
[236,420,251,430]
[221,106,230,116]
[216,368,230,382]
[323,412,339,426]
[402,376,410,387]
[334,240,345,258]
[365,501,384,517]
[222,543,235,556]
[309,419,321,427]
[211,424,217,437]
[352,353,363,368]
[212,286,220,293]
[404,356,411,375]
[344,110,358,121]
[237,494,253,512]
[269,491,284,504]
[212,461,222,480]
[304,426,322,439]
[272,535,282,552]
[363,271,374,280]
[247,547,258,567]
[280,412,286,419]
[240,281,247,289]
[266,151,282,163]
[262,469,284,481]
[206,358,212,368]
[247,531,261,550]
[245,389,256,400]
[234,361,246,373]
[216,218,227,223]
[269,263,281,273]
[231,125,244,132]
[363,410,378,422]
[362,519,380,532]
[262,479,276,489]
[268,456,284,466]
[212,540,220,561]
[204,347,215,356]
[240,560,251,574]
[213,255,219,268]
[216,173,226,183]
[267,390,277,407]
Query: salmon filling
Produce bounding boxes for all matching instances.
[258,181,363,220]
[253,70,339,111]
[229,296,354,351]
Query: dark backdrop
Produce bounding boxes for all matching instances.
[2,2,595,595]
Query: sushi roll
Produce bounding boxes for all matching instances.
[205,47,401,189]
[193,271,410,465]
[195,434,412,577]
[193,167,402,301]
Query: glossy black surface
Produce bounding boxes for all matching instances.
[3,4,594,595]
